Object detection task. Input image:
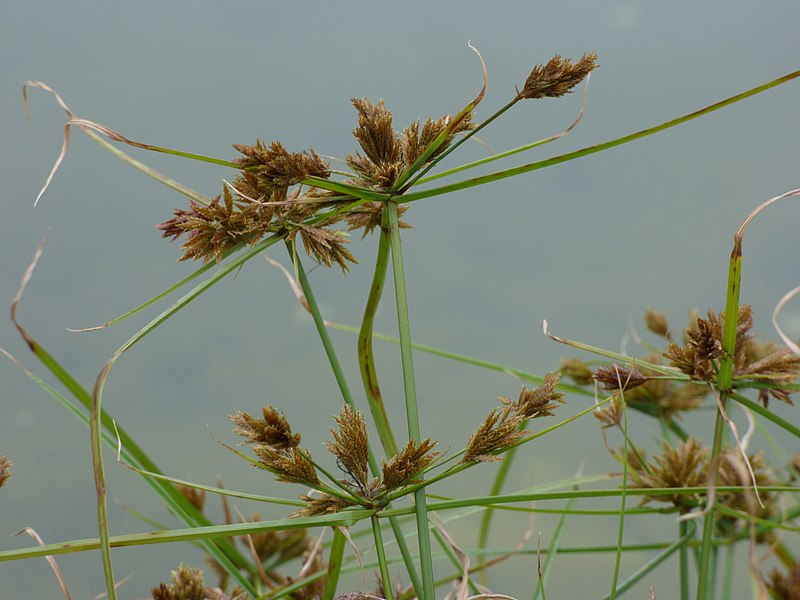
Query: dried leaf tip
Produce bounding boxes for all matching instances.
[517,52,598,100]
[326,405,370,487]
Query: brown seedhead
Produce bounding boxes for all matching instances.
[326,405,370,488]
[294,493,356,518]
[511,372,565,419]
[559,357,594,386]
[630,438,709,512]
[462,406,525,463]
[644,308,672,339]
[252,446,320,486]
[151,564,206,600]
[230,406,302,450]
[0,455,11,488]
[594,365,647,392]
[381,439,440,490]
[517,52,598,100]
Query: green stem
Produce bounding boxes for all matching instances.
[679,520,690,600]
[292,244,356,409]
[322,527,347,600]
[721,542,735,600]
[357,216,399,456]
[372,516,395,600]
[477,425,521,586]
[600,519,696,600]
[387,200,435,600]
[291,247,423,598]
[533,484,580,600]
[728,391,800,438]
[697,240,742,600]
[90,364,116,600]
[404,98,519,189]
[608,392,629,600]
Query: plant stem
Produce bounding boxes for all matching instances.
[372,515,395,600]
[679,520,690,600]
[387,200,435,600]
[292,247,422,597]
[609,390,629,600]
[357,216,399,456]
[292,243,356,409]
[477,425,520,586]
[404,98,519,189]
[697,236,742,600]
[90,364,117,600]
[322,527,347,600]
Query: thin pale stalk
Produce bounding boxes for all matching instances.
[371,516,395,600]
[399,69,800,205]
[387,200,435,600]
[322,527,347,600]
[126,144,239,168]
[357,213,399,456]
[81,127,212,206]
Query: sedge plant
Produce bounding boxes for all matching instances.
[2,48,800,600]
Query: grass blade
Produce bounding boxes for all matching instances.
[387,200,435,599]
[399,69,800,204]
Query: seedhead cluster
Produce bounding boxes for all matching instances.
[156,52,598,274]
[227,373,565,523]
[14,45,800,600]
[562,306,799,541]
[0,455,11,488]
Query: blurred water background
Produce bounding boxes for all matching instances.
[1,2,799,598]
